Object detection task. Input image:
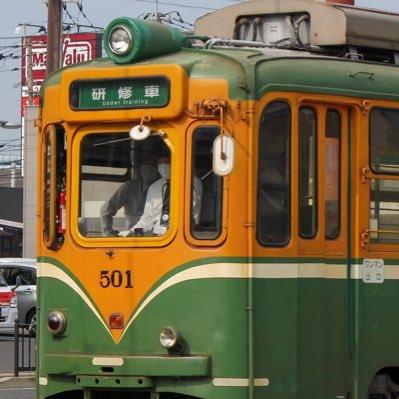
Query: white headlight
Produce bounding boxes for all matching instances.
[109,26,133,55]
[160,326,180,349]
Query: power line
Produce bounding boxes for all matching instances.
[135,0,216,11]
[78,1,99,29]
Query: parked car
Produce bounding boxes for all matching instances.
[0,271,18,332]
[0,258,36,334]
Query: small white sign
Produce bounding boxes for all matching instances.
[363,258,384,283]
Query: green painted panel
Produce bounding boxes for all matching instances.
[254,57,399,101]
[252,277,348,399]
[38,256,399,399]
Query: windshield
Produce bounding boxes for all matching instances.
[78,132,170,238]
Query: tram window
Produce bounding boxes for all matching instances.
[370,108,399,174]
[298,107,317,239]
[44,125,66,249]
[325,110,341,239]
[257,101,291,246]
[44,133,52,243]
[78,133,169,238]
[191,127,222,239]
[369,107,399,244]
[370,178,399,244]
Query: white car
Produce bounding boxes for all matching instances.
[0,258,36,334]
[0,271,18,332]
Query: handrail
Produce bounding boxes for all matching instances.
[361,228,399,248]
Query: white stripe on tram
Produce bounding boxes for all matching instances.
[37,262,112,338]
[213,378,270,387]
[38,261,396,341]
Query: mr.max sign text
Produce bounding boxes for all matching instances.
[22,33,102,85]
[21,33,102,114]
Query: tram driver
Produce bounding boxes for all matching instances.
[119,152,203,237]
[100,157,160,237]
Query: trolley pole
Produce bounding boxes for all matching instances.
[46,0,62,74]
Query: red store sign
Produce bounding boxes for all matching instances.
[21,32,102,114]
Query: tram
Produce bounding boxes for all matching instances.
[37,0,399,398]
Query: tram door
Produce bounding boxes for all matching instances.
[351,105,399,398]
[296,103,349,397]
[256,100,350,397]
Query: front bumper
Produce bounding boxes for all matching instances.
[42,353,211,388]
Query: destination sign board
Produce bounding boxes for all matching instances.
[71,77,170,110]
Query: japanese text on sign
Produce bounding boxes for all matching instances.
[363,258,384,283]
[71,77,170,110]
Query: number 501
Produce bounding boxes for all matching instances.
[100,270,133,288]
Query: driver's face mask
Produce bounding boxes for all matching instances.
[158,163,171,180]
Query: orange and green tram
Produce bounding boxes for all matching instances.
[37,1,399,398]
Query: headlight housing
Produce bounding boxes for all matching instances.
[108,26,133,55]
[104,17,190,64]
[160,326,180,349]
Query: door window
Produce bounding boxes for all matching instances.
[299,107,317,238]
[325,110,341,239]
[257,101,291,246]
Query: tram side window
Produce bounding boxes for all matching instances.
[257,101,291,246]
[325,110,341,239]
[191,127,223,239]
[78,133,169,238]
[369,107,399,244]
[44,125,66,249]
[298,107,317,238]
[370,108,399,174]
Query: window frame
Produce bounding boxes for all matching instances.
[370,106,399,175]
[298,106,318,239]
[256,100,292,247]
[364,106,399,247]
[324,109,342,240]
[43,125,59,249]
[184,122,227,247]
[71,124,179,248]
[254,94,349,256]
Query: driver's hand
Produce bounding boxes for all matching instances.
[118,230,133,237]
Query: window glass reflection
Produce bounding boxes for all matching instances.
[257,101,291,246]
[79,133,170,237]
[191,127,222,240]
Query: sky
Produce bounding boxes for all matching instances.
[0,0,399,160]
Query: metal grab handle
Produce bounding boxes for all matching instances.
[361,228,399,248]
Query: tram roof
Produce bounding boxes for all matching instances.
[195,0,399,54]
[43,44,399,104]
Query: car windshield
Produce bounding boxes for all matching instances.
[0,272,7,287]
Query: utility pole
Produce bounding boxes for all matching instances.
[25,35,34,105]
[46,0,62,74]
